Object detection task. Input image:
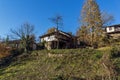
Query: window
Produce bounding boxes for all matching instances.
[115,27,120,31]
[109,27,113,31]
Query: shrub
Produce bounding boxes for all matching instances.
[110,45,120,58]
[0,43,12,58]
[91,50,103,60]
[52,75,64,80]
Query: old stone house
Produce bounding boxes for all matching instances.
[40,30,77,50]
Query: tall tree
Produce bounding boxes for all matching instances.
[77,26,90,46]
[49,15,63,49]
[11,23,35,53]
[80,0,103,47]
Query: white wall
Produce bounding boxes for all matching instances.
[41,35,57,42]
[106,27,115,33]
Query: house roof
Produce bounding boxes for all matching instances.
[106,24,120,28]
[1,39,21,44]
[40,30,73,38]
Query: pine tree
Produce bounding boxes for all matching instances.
[80,0,103,47]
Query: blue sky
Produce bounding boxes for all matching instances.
[0,0,119,39]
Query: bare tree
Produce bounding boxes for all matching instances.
[11,23,35,53]
[49,15,63,49]
[49,15,63,30]
[101,12,114,26]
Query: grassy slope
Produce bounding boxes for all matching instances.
[0,48,119,80]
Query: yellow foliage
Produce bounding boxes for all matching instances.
[97,46,112,51]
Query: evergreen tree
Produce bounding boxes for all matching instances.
[5,35,9,45]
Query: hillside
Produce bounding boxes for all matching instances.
[0,48,120,80]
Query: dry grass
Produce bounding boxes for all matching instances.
[97,46,112,51]
[0,48,119,80]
